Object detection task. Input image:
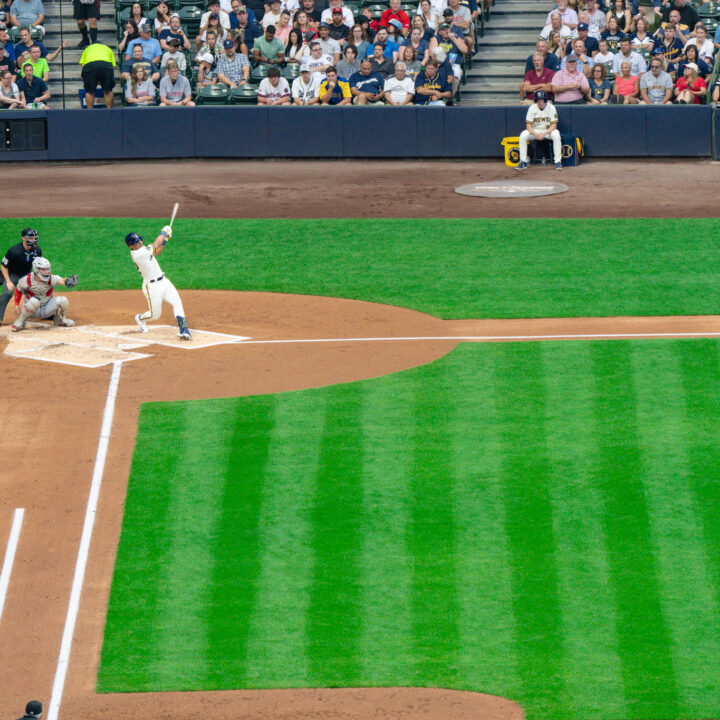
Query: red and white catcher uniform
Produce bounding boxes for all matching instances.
[12,260,77,331]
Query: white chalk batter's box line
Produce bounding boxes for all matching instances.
[6,341,152,369]
[79,325,250,349]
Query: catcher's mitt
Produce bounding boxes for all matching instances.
[65,275,79,288]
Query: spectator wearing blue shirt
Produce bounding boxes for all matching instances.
[17,57,48,104]
[525,39,560,73]
[10,0,44,34]
[229,2,261,50]
[349,58,384,103]
[229,0,257,25]
[125,23,162,63]
[413,57,451,104]
[0,26,16,62]
[365,26,399,60]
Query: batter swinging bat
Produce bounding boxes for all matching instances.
[169,203,180,229]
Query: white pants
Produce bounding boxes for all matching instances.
[15,296,68,328]
[519,129,562,163]
[139,276,185,322]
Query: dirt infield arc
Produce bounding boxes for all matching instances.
[2,290,720,720]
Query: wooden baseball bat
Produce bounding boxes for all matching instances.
[169,203,180,229]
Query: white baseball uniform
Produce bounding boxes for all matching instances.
[519,100,562,164]
[131,244,186,322]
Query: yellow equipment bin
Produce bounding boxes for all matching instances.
[501,136,521,168]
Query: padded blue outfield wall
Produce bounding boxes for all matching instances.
[0,105,717,161]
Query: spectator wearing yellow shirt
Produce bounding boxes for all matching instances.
[318,65,351,104]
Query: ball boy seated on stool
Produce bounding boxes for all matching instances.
[516,89,563,171]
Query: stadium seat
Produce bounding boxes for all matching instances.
[698,1,720,17]
[704,18,719,31]
[177,4,203,35]
[196,84,229,103]
[360,0,387,7]
[282,63,300,79]
[399,3,415,11]
[229,84,258,103]
[344,2,359,14]
[251,63,270,81]
[117,0,143,7]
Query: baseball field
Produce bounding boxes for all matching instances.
[1,160,720,720]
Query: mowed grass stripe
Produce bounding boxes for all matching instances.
[494,343,568,718]
[98,403,185,692]
[242,391,327,686]
[306,383,364,685]
[358,378,413,683]
[206,398,275,687]
[590,342,679,717]
[450,345,519,696]
[632,342,720,716]
[541,342,626,720]
[678,343,720,627]
[408,360,461,685]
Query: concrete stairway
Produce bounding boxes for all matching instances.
[41,0,120,108]
[462,0,549,105]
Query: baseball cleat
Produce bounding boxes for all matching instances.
[515,161,528,171]
[10,324,21,332]
[555,162,563,170]
[135,314,147,332]
[178,331,191,340]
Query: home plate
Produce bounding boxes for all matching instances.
[1,323,250,368]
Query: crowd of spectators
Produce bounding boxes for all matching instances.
[0,0,67,107]
[112,0,485,106]
[520,0,720,105]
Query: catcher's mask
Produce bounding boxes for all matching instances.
[125,232,143,247]
[32,257,51,282]
[22,228,39,246]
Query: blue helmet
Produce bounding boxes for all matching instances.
[125,232,142,247]
[534,90,547,102]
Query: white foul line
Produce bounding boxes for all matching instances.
[48,361,123,720]
[0,508,24,628]
[237,331,720,345]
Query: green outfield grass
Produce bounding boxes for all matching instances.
[99,339,720,720]
[2,218,720,317]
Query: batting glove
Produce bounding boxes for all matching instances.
[160,225,173,239]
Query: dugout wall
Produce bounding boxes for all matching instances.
[0,105,715,162]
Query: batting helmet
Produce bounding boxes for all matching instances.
[22,228,39,245]
[534,90,547,102]
[24,701,42,718]
[125,232,142,247]
[32,257,51,282]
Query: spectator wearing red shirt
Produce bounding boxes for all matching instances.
[520,52,554,103]
[673,62,706,103]
[380,0,410,37]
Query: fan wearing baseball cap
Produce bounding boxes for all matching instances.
[550,54,590,103]
[328,6,351,45]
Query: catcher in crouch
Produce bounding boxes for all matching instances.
[126,224,191,340]
[11,257,79,332]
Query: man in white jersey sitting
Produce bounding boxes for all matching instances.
[125,224,191,340]
[515,89,563,171]
[11,257,78,332]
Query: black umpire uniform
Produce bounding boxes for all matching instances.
[0,229,43,324]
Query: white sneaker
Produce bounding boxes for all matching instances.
[177,330,191,341]
[135,314,147,333]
